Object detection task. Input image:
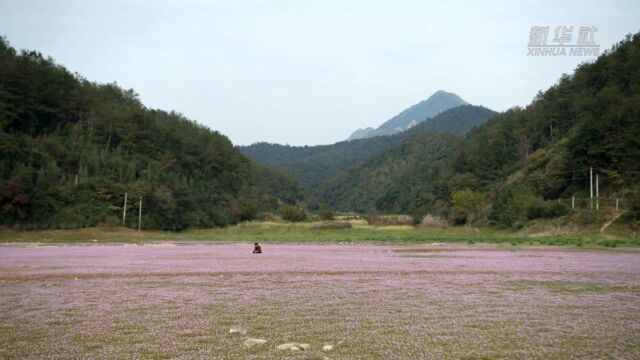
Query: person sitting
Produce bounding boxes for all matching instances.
[252,243,262,254]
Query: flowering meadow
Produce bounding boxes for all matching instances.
[1,243,639,359]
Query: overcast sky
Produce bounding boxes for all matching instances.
[1,1,638,146]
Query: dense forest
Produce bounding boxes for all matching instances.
[241,105,496,188]
[319,132,462,215]
[0,37,304,230]
[320,32,640,225]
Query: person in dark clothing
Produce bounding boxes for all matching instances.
[252,243,262,254]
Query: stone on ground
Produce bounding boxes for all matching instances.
[277,342,310,351]
[229,326,247,335]
[323,344,334,351]
[244,338,267,348]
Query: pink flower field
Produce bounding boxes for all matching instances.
[1,243,639,359]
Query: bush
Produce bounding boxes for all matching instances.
[420,214,445,228]
[525,198,547,219]
[278,205,308,222]
[491,185,570,226]
[234,197,260,221]
[599,240,621,248]
[451,189,487,224]
[317,206,335,221]
[490,185,534,227]
[545,202,570,218]
[526,199,570,220]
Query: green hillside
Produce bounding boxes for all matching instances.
[319,132,462,214]
[0,37,304,230]
[240,105,496,189]
[321,33,640,225]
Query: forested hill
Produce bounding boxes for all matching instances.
[0,37,304,230]
[322,32,640,223]
[240,105,496,188]
[319,132,462,213]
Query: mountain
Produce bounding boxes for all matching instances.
[321,33,640,224]
[347,90,468,140]
[241,105,496,189]
[0,37,305,230]
[346,127,374,141]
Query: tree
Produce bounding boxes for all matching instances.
[278,205,308,222]
[451,189,486,224]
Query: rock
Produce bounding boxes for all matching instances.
[277,342,309,351]
[276,342,297,350]
[243,338,266,348]
[229,326,247,335]
[323,344,334,351]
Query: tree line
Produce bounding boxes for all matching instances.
[0,37,305,230]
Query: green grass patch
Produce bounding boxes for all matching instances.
[1,221,638,248]
[504,280,638,294]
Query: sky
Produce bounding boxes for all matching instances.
[1,1,638,146]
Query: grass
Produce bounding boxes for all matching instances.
[504,280,639,294]
[1,221,639,248]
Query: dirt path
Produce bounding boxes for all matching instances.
[601,211,624,234]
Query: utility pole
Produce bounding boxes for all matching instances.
[122,192,128,227]
[589,167,593,210]
[596,174,600,210]
[138,197,142,232]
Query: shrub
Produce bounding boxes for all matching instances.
[490,185,535,227]
[599,240,621,248]
[236,197,259,221]
[491,185,569,226]
[421,214,445,228]
[525,198,547,219]
[546,202,570,218]
[526,199,570,220]
[278,205,308,222]
[317,206,335,221]
[451,189,487,224]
